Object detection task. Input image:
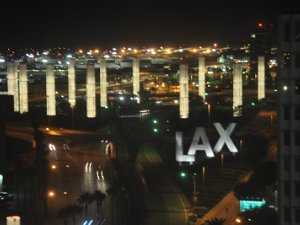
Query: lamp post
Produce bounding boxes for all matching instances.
[270,114,274,128]
[205,102,211,123]
[202,166,205,191]
[240,139,243,161]
[221,153,224,176]
[180,172,197,204]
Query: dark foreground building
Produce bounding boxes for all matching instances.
[278,12,300,225]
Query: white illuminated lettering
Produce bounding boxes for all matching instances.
[175,123,238,163]
[176,132,195,163]
[213,123,238,153]
[187,127,214,157]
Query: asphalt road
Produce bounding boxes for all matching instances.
[138,143,191,225]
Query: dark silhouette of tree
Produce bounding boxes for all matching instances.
[205,217,226,225]
[57,206,71,225]
[107,186,117,225]
[93,190,106,219]
[31,120,47,159]
[66,204,83,225]
[77,192,93,219]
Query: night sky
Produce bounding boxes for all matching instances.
[0,0,299,50]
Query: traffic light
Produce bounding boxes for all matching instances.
[180,172,186,177]
[152,118,159,134]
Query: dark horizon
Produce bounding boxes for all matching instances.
[0,0,299,50]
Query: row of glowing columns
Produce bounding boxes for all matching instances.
[7,56,265,118]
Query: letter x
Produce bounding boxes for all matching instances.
[213,123,238,153]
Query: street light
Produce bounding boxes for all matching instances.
[180,171,197,204]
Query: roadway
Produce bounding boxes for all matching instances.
[6,123,192,225]
[5,123,117,225]
[137,143,191,225]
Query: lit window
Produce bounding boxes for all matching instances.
[282,52,291,68]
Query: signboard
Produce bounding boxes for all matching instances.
[176,123,238,163]
[240,199,266,212]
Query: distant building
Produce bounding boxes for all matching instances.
[248,22,274,88]
[278,13,300,225]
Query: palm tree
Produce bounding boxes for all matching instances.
[93,190,106,219]
[107,186,117,225]
[57,206,71,225]
[205,217,226,225]
[66,203,83,225]
[77,192,93,218]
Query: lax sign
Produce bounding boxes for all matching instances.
[176,123,238,163]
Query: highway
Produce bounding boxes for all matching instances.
[6,123,192,225]
[5,123,117,225]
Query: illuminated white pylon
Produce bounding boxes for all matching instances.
[258,56,265,100]
[233,63,243,117]
[46,64,56,116]
[99,58,107,108]
[13,62,19,112]
[198,57,206,101]
[180,64,189,119]
[68,59,76,108]
[19,63,28,114]
[132,58,140,103]
[7,62,15,96]
[7,61,19,112]
[86,64,96,118]
[6,216,21,225]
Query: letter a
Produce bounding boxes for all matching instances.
[187,127,215,158]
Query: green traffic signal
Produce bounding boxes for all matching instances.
[153,128,158,133]
[180,172,186,177]
[153,119,158,124]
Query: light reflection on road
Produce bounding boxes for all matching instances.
[45,139,112,225]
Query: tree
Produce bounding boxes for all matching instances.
[77,192,93,218]
[107,186,117,225]
[93,190,106,219]
[66,203,83,225]
[57,206,71,225]
[205,217,226,225]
